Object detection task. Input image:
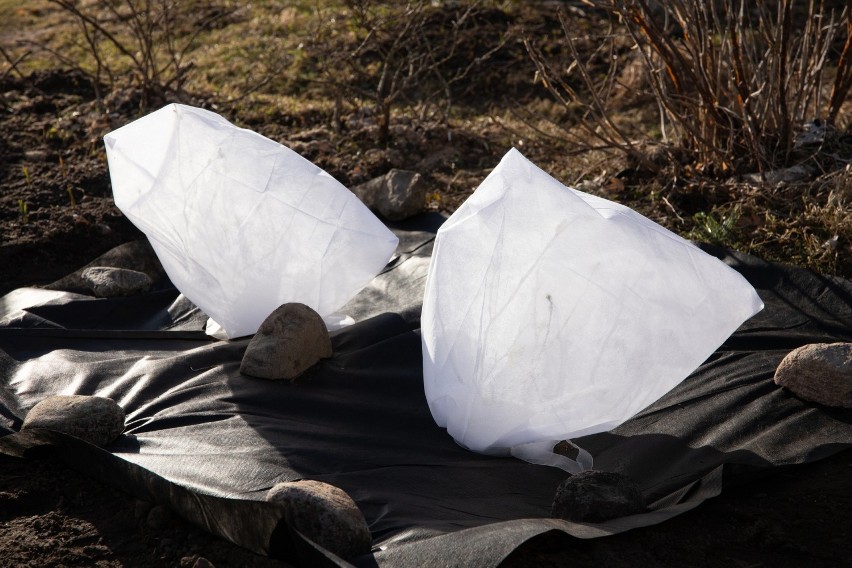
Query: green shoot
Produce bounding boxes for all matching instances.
[17,199,28,224]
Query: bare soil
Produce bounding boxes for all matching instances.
[0,453,286,567]
[1,66,850,568]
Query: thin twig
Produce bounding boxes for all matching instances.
[0,45,31,79]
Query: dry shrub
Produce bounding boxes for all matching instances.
[529,0,851,177]
[308,0,512,144]
[525,6,649,166]
[34,0,237,108]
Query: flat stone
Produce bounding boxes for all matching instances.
[21,395,125,447]
[774,343,852,408]
[240,303,332,380]
[551,470,646,523]
[81,266,153,297]
[351,169,426,221]
[46,240,166,294]
[266,479,371,559]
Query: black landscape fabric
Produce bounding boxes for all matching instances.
[1,213,850,567]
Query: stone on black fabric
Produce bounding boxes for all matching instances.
[266,479,371,560]
[21,395,125,447]
[553,440,581,460]
[240,303,332,380]
[46,240,166,293]
[82,266,153,297]
[774,342,852,408]
[551,470,646,523]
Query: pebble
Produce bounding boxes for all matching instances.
[240,303,332,380]
[21,395,125,447]
[551,470,646,523]
[774,342,852,408]
[266,479,371,560]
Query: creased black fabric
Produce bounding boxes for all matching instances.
[0,215,850,567]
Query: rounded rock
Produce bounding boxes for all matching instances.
[551,470,646,523]
[266,479,371,559]
[774,342,852,408]
[240,303,332,380]
[21,395,126,447]
[378,169,426,221]
[351,169,426,221]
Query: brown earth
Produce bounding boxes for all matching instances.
[1,67,850,568]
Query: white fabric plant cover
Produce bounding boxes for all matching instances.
[105,104,398,339]
[421,148,764,470]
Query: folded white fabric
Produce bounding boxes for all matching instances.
[421,148,763,468]
[105,104,398,338]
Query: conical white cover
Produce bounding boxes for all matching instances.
[105,104,398,338]
[421,148,763,461]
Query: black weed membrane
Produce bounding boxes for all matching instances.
[1,215,850,566]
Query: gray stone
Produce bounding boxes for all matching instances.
[744,165,813,185]
[266,479,371,560]
[351,169,427,221]
[240,303,332,380]
[46,240,166,294]
[551,470,646,523]
[81,266,153,297]
[21,395,125,447]
[793,120,836,150]
[773,343,852,408]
